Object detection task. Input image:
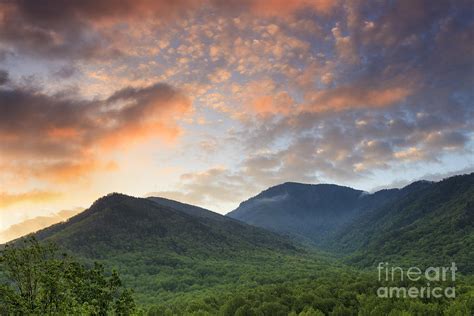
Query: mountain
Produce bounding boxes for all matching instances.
[147,196,226,221]
[26,193,321,306]
[227,182,410,245]
[334,173,474,273]
[33,193,298,258]
[227,183,365,244]
[227,174,474,272]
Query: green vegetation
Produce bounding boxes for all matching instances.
[0,237,135,315]
[18,193,308,307]
[334,174,474,273]
[144,273,474,315]
[2,237,473,315]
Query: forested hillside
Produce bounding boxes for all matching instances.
[228,183,368,244]
[228,174,474,274]
[334,174,474,273]
[35,193,296,258]
[23,193,310,305]
[226,182,421,245]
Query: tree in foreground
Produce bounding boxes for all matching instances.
[0,236,136,315]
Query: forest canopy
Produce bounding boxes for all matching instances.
[0,237,136,315]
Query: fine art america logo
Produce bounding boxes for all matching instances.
[377,262,457,299]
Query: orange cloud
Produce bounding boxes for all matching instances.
[248,0,338,16]
[0,191,62,208]
[252,96,274,113]
[306,86,412,112]
[237,79,296,117]
[32,159,100,182]
[394,147,425,161]
[251,92,294,116]
[208,68,232,84]
[100,122,183,149]
[243,79,410,117]
[47,127,80,139]
[0,83,191,183]
[99,90,192,149]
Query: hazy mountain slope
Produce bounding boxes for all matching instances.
[227,174,474,273]
[335,173,474,273]
[227,182,400,245]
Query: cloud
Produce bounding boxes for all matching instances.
[0,0,201,60]
[0,191,62,208]
[0,0,337,61]
[52,65,77,79]
[0,82,191,182]
[156,109,472,211]
[250,92,296,117]
[0,208,82,243]
[149,167,259,212]
[175,90,472,209]
[208,68,232,83]
[208,0,473,189]
[370,167,474,192]
[240,95,472,178]
[0,0,472,220]
[0,70,8,85]
[304,84,412,113]
[332,23,359,64]
[236,0,338,17]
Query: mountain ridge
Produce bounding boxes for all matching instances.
[28,193,298,258]
[226,177,440,240]
[227,181,383,245]
[4,192,325,306]
[227,173,474,272]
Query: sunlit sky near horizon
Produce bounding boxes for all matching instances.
[0,0,473,242]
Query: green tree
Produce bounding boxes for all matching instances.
[0,236,136,315]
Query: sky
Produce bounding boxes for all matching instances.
[0,0,473,242]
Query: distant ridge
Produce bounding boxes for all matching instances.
[227,182,378,244]
[227,173,474,272]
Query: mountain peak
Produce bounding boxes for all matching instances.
[30,194,297,259]
[251,182,363,201]
[90,192,135,207]
[227,181,367,244]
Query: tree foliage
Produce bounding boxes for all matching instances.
[0,237,136,315]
